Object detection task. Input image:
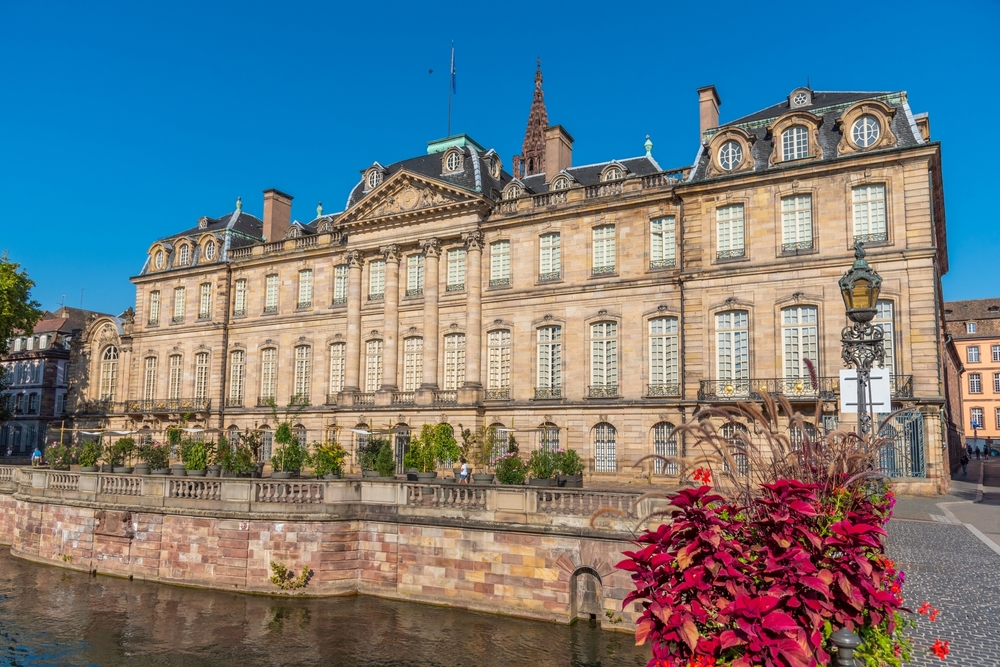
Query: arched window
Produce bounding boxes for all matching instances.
[488,329,511,398]
[540,422,560,452]
[551,176,569,190]
[488,422,510,465]
[168,355,183,400]
[445,150,462,172]
[503,185,521,200]
[365,340,383,392]
[781,126,809,161]
[649,317,679,395]
[178,244,190,266]
[718,141,742,171]
[851,116,880,148]
[593,422,616,473]
[788,422,817,452]
[721,422,749,476]
[294,424,307,447]
[143,357,157,402]
[99,346,119,402]
[444,334,465,390]
[204,239,216,260]
[228,351,245,406]
[653,422,678,475]
[260,348,277,401]
[602,166,623,181]
[227,425,241,446]
[329,342,346,396]
[393,424,411,474]
[293,345,311,401]
[260,425,273,461]
[366,169,382,190]
[355,423,370,462]
[403,337,423,392]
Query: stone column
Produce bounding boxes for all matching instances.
[417,238,440,404]
[379,244,401,395]
[461,231,484,403]
[342,250,363,395]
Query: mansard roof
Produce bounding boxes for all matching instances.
[518,155,661,195]
[345,146,513,209]
[156,210,264,248]
[726,91,895,126]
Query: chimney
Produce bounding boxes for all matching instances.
[544,125,574,183]
[697,85,721,141]
[262,189,293,243]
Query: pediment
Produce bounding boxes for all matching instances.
[338,171,491,226]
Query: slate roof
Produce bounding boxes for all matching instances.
[689,90,925,183]
[157,210,263,247]
[518,155,661,195]
[345,146,513,209]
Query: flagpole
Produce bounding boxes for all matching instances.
[448,41,454,136]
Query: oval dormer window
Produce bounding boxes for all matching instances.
[490,156,501,179]
[154,250,165,270]
[366,170,382,190]
[446,151,461,172]
[793,92,809,107]
[204,239,216,260]
[718,141,743,171]
[851,115,881,148]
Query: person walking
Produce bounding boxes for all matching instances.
[30,446,42,466]
[976,446,981,461]
[458,458,470,484]
[961,453,970,475]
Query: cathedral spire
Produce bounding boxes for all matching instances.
[513,58,549,178]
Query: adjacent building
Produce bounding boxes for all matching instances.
[68,66,956,491]
[1,307,111,454]
[944,299,1000,454]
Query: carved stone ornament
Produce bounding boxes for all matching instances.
[724,297,739,306]
[380,244,401,263]
[792,291,805,303]
[122,307,135,335]
[835,100,897,156]
[463,230,485,251]
[543,314,553,321]
[597,309,608,317]
[366,182,458,220]
[449,323,458,330]
[420,238,441,257]
[657,305,668,313]
[346,250,364,268]
[705,127,757,178]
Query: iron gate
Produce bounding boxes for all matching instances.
[876,410,926,478]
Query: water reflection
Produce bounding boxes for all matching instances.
[0,552,649,666]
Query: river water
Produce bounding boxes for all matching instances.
[0,551,650,666]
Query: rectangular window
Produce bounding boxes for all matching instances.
[490,241,511,286]
[970,373,983,394]
[298,269,313,308]
[199,283,212,319]
[971,407,984,428]
[968,346,981,363]
[590,322,618,387]
[264,275,279,313]
[260,348,277,399]
[540,233,561,280]
[592,225,616,274]
[172,287,185,322]
[968,322,977,334]
[143,357,157,402]
[874,301,896,375]
[994,373,1000,394]
[447,249,466,291]
[234,279,248,316]
[717,205,745,259]
[294,346,311,400]
[365,340,383,392]
[194,352,209,401]
[993,345,1000,363]
[649,317,679,393]
[781,195,813,251]
[229,351,245,405]
[536,326,562,393]
[717,311,749,381]
[403,338,423,392]
[782,306,818,379]
[328,343,346,395]
[650,217,676,269]
[996,407,1000,430]
[369,260,385,300]
[406,255,424,296]
[852,184,887,243]
[55,392,66,417]
[148,291,160,325]
[488,330,511,393]
[168,355,182,400]
[333,266,348,305]
[444,334,466,390]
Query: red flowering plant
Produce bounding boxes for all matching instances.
[616,382,944,667]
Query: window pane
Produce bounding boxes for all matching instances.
[717,205,745,255]
[403,338,423,391]
[265,275,279,311]
[593,225,616,271]
[781,195,812,247]
[369,260,385,298]
[491,242,510,280]
[717,311,749,380]
[407,255,425,293]
[852,185,887,236]
[782,306,818,378]
[294,346,311,398]
[650,217,676,267]
[329,343,346,394]
[447,249,466,288]
[365,340,383,391]
[334,266,348,304]
[444,334,466,389]
[298,270,313,306]
[261,348,277,398]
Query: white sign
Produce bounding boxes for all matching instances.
[839,369,891,414]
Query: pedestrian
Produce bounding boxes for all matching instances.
[976,446,981,461]
[30,446,42,467]
[961,453,970,475]
[968,443,974,457]
[459,457,469,484]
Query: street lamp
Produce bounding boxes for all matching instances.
[839,241,885,438]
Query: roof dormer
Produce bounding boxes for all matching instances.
[362,163,387,192]
[442,147,464,175]
[788,87,813,109]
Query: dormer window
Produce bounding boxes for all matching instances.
[154,250,165,270]
[366,169,383,190]
[503,184,522,200]
[789,88,812,108]
[781,126,809,161]
[718,141,743,171]
[204,239,216,260]
[602,166,623,181]
[198,216,209,230]
[551,176,570,191]
[968,322,978,334]
[445,150,462,173]
[489,156,501,179]
[851,115,881,148]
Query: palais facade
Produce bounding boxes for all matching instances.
[69,68,956,491]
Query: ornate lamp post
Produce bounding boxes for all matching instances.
[839,241,885,438]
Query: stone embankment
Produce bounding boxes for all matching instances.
[0,466,661,628]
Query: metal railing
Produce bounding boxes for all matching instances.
[489,277,511,288]
[485,388,510,400]
[717,249,745,260]
[446,283,464,292]
[697,376,913,402]
[538,271,560,282]
[781,241,813,253]
[591,265,616,276]
[225,397,244,408]
[325,394,339,406]
[647,383,681,397]
[854,232,888,245]
[123,398,212,413]
[405,288,423,297]
[256,396,275,407]
[534,387,562,399]
[368,293,384,301]
[588,385,619,398]
[649,258,676,270]
[78,399,116,415]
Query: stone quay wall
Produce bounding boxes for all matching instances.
[0,467,656,628]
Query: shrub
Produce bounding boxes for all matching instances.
[218,433,256,476]
[375,440,396,478]
[138,441,170,469]
[183,441,208,471]
[105,437,135,467]
[77,440,101,468]
[554,448,584,475]
[526,449,556,480]
[404,424,461,473]
[272,441,309,473]
[46,443,74,468]
[357,437,385,472]
[312,441,347,477]
[494,452,526,485]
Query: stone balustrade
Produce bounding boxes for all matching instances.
[1,466,656,535]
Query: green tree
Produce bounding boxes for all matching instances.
[0,252,42,423]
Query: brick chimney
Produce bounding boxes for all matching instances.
[262,189,293,243]
[697,85,721,141]
[544,125,574,183]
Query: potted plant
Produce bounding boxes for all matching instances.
[494,451,526,486]
[218,434,256,477]
[184,440,209,476]
[206,440,222,477]
[466,424,497,484]
[47,443,73,471]
[78,440,101,472]
[375,440,396,479]
[526,449,556,486]
[271,425,309,479]
[407,423,460,482]
[138,440,170,475]
[312,441,347,479]
[109,437,135,474]
[555,448,585,488]
[167,426,185,476]
[357,437,385,478]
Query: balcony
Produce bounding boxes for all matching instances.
[489,277,510,288]
[78,399,116,415]
[433,391,457,405]
[698,376,913,402]
[225,397,244,408]
[585,180,624,199]
[485,387,511,401]
[263,305,277,315]
[368,293,384,302]
[781,241,813,254]
[446,283,464,292]
[332,296,347,306]
[538,271,560,282]
[716,248,745,261]
[257,396,275,407]
[355,392,375,406]
[649,259,676,270]
[647,383,681,397]
[325,394,339,406]
[534,387,562,400]
[124,398,212,414]
[591,265,615,277]
[405,288,423,297]
[854,232,887,245]
[587,385,619,398]
[296,301,312,310]
[392,392,415,405]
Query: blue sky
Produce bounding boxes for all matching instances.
[1,1,997,315]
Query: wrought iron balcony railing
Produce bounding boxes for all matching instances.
[649,258,676,270]
[489,277,511,288]
[538,271,560,282]
[78,399,116,415]
[588,385,620,398]
[485,387,511,400]
[534,387,562,399]
[405,288,423,297]
[368,293,384,302]
[591,265,616,276]
[446,283,464,292]
[716,248,745,260]
[698,376,913,402]
[325,394,339,406]
[225,397,244,408]
[257,396,275,407]
[647,383,681,397]
[854,232,888,245]
[124,398,212,413]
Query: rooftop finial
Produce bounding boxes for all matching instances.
[535,57,542,87]
[644,135,653,157]
[317,201,323,218]
[236,196,242,211]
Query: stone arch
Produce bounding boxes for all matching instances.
[569,566,604,621]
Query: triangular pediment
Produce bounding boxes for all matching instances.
[338,170,492,227]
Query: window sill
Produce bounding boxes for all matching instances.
[588,271,618,280]
[779,244,817,257]
[261,310,278,316]
[329,301,347,309]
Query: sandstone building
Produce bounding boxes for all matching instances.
[68,66,956,491]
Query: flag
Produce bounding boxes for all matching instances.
[450,42,457,94]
